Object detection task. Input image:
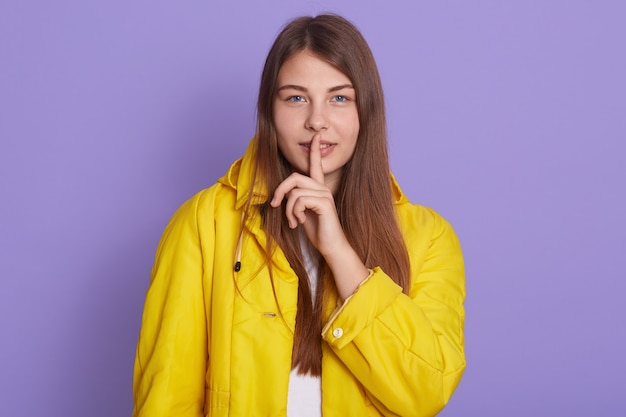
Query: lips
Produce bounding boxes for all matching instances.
[300,141,336,158]
[301,142,333,149]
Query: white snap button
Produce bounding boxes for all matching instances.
[332,328,343,338]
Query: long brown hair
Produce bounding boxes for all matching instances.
[250,14,411,376]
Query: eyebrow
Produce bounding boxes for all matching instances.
[276,84,354,93]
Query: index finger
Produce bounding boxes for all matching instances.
[309,134,325,184]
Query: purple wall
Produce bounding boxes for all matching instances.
[1,1,624,416]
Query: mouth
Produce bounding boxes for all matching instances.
[301,142,335,150]
[300,141,336,157]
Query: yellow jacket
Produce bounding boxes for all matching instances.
[133,142,466,417]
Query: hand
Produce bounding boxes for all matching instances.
[270,134,345,257]
[270,134,370,299]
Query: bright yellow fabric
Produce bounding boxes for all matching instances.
[132,141,466,417]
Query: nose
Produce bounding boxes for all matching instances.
[305,104,329,131]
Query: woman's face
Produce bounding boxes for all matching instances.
[273,50,360,192]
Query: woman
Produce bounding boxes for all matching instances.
[133,14,465,417]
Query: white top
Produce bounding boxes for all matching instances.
[287,371,322,417]
[287,232,322,416]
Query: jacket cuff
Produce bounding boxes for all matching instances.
[321,267,402,349]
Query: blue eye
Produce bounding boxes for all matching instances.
[333,95,348,102]
[288,95,305,102]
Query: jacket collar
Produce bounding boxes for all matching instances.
[218,138,268,210]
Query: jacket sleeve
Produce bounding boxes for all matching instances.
[321,207,465,416]
[132,189,215,417]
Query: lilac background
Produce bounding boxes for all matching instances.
[1,1,624,416]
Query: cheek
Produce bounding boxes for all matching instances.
[273,101,287,129]
[273,117,293,158]
[345,113,360,142]
[273,108,298,137]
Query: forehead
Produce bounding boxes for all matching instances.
[277,50,352,87]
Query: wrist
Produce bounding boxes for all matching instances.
[323,242,370,300]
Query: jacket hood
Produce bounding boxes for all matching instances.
[218,139,267,210]
[217,137,410,208]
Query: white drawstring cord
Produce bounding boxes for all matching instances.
[233,211,245,272]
